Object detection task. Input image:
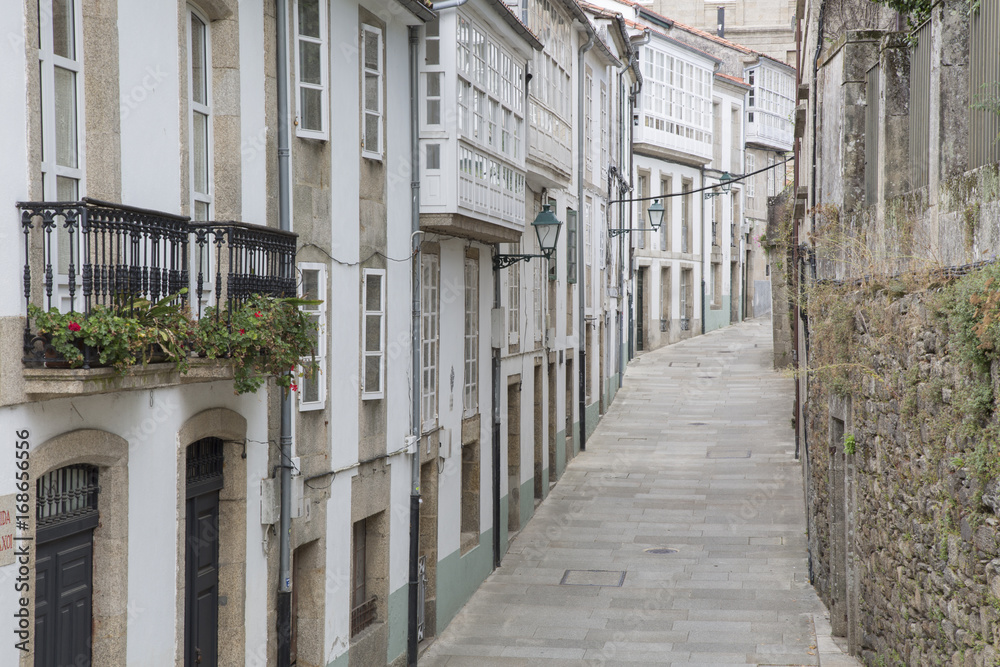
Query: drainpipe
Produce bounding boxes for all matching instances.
[700,166,706,335]
[491,247,501,569]
[578,30,594,451]
[407,25,422,667]
[627,33,648,366]
[275,0,292,664]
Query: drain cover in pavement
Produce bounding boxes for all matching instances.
[643,547,679,554]
[669,361,700,367]
[560,570,626,587]
[707,449,751,459]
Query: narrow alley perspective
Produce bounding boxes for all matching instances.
[421,317,861,666]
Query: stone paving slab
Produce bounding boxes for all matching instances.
[421,318,861,667]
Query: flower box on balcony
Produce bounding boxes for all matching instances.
[18,199,317,398]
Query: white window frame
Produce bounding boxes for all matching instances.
[746,153,756,199]
[361,268,386,401]
[293,0,328,139]
[188,6,213,220]
[361,24,383,160]
[39,0,85,201]
[421,254,440,430]
[298,263,327,410]
[463,257,479,417]
[506,244,519,345]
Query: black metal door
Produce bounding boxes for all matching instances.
[185,438,223,667]
[35,464,99,667]
[35,530,94,667]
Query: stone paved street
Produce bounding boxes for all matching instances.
[421,317,861,666]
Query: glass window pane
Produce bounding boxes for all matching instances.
[364,73,378,112]
[364,355,381,393]
[302,373,320,403]
[299,40,321,85]
[426,144,440,170]
[364,315,381,352]
[191,14,207,105]
[425,40,439,66]
[300,87,322,131]
[193,111,209,195]
[365,274,381,310]
[364,30,379,71]
[52,0,75,59]
[427,100,440,125]
[301,269,319,305]
[365,113,379,152]
[298,0,319,38]
[426,19,439,38]
[56,175,78,201]
[427,72,441,97]
[194,200,210,221]
[54,66,77,169]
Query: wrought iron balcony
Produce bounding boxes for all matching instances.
[19,198,296,369]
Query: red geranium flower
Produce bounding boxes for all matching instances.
[290,383,298,392]
[240,328,245,334]
[254,311,262,318]
[68,322,81,332]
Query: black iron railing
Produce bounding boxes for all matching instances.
[19,198,296,367]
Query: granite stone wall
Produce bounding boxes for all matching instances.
[804,284,1000,666]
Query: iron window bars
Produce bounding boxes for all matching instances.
[36,464,99,542]
[19,198,296,367]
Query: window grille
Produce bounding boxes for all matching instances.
[36,464,99,530]
[865,64,881,203]
[970,0,1000,170]
[909,20,931,189]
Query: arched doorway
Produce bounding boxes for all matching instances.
[35,464,100,667]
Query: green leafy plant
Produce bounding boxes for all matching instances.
[27,290,320,395]
[843,433,856,455]
[193,294,320,395]
[29,290,193,372]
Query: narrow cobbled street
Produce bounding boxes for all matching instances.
[422,317,860,666]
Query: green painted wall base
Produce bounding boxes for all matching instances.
[571,420,580,455]
[554,429,566,478]
[585,401,599,439]
[326,650,349,667]
[387,582,408,663]
[705,294,732,333]
[435,528,495,632]
[519,477,535,529]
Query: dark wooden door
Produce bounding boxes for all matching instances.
[637,269,645,351]
[35,529,94,667]
[185,490,220,666]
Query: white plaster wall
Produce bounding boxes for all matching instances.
[633,154,705,323]
[118,1,181,213]
[0,382,267,667]
[239,0,267,223]
[326,1,362,473]
[434,238,466,558]
[0,1,29,319]
[323,471,353,662]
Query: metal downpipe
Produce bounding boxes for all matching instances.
[275,0,293,664]
[407,24,422,667]
[578,31,594,451]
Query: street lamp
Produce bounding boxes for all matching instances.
[493,205,563,269]
[704,172,734,199]
[608,199,666,237]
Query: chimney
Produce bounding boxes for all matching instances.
[717,7,725,37]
